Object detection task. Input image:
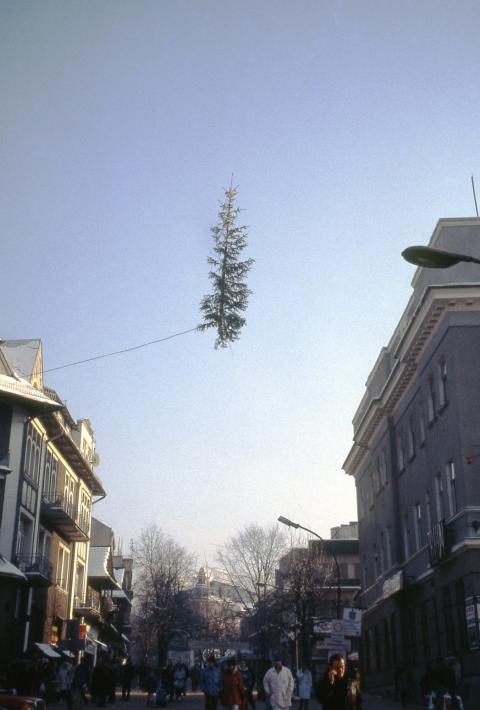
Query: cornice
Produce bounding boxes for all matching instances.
[343,285,480,476]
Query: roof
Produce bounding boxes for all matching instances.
[0,373,61,414]
[0,339,42,381]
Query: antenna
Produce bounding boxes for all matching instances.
[471,175,479,217]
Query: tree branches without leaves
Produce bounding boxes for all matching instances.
[133,524,196,669]
[199,183,254,349]
[217,523,287,610]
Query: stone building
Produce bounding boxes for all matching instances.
[343,219,480,707]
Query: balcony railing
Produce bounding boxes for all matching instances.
[41,494,90,542]
[74,591,102,617]
[15,553,53,586]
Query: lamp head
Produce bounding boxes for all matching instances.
[277,516,299,529]
[402,245,477,269]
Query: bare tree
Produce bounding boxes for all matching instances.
[133,524,196,669]
[217,523,287,655]
[275,541,336,664]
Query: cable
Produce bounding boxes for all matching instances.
[42,326,199,374]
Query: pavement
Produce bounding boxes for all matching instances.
[47,690,426,710]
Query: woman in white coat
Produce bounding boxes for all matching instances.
[296,665,312,710]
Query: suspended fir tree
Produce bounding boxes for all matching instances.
[198,182,254,348]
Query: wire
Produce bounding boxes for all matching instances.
[42,326,199,374]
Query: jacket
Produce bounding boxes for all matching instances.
[222,669,245,706]
[263,667,294,709]
[296,670,312,700]
[316,673,362,710]
[200,666,222,696]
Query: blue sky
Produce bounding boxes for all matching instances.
[2,0,480,561]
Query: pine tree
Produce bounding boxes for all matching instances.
[198,182,254,348]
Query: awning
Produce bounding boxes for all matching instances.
[87,547,119,590]
[0,555,27,581]
[35,643,62,659]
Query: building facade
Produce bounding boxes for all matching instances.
[343,219,480,707]
[0,339,105,670]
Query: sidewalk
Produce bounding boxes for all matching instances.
[363,694,424,709]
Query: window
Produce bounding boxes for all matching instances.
[419,414,426,444]
[403,514,411,559]
[43,449,58,500]
[386,526,393,569]
[427,377,436,423]
[438,359,448,408]
[57,545,70,590]
[425,492,432,533]
[362,555,368,589]
[442,584,456,654]
[16,515,33,557]
[435,473,446,522]
[373,549,379,580]
[379,450,388,486]
[379,532,385,574]
[408,420,415,460]
[447,461,457,516]
[373,463,380,495]
[414,503,424,549]
[79,490,91,534]
[63,473,76,518]
[397,435,405,472]
[24,423,42,484]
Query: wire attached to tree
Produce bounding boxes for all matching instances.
[43,327,198,374]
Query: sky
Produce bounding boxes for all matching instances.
[2,0,480,563]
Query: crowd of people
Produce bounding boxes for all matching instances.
[3,650,466,710]
[196,653,362,710]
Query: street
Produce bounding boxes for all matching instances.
[48,690,425,710]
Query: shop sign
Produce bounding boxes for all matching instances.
[342,608,362,637]
[383,571,403,599]
[465,597,480,651]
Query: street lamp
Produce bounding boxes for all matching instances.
[277,516,342,619]
[401,245,480,269]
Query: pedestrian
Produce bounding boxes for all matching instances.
[145,670,157,707]
[200,656,222,710]
[263,656,294,710]
[316,654,362,710]
[91,657,111,708]
[221,658,245,710]
[173,662,187,700]
[122,657,134,701]
[296,664,312,710]
[395,665,412,709]
[58,661,74,708]
[164,661,174,702]
[71,657,91,710]
[238,659,255,710]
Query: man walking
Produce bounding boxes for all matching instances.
[200,656,222,710]
[263,656,294,710]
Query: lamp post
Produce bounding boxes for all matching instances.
[277,516,342,619]
[401,245,480,269]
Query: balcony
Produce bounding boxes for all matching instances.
[15,553,53,586]
[41,494,90,542]
[73,591,102,620]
